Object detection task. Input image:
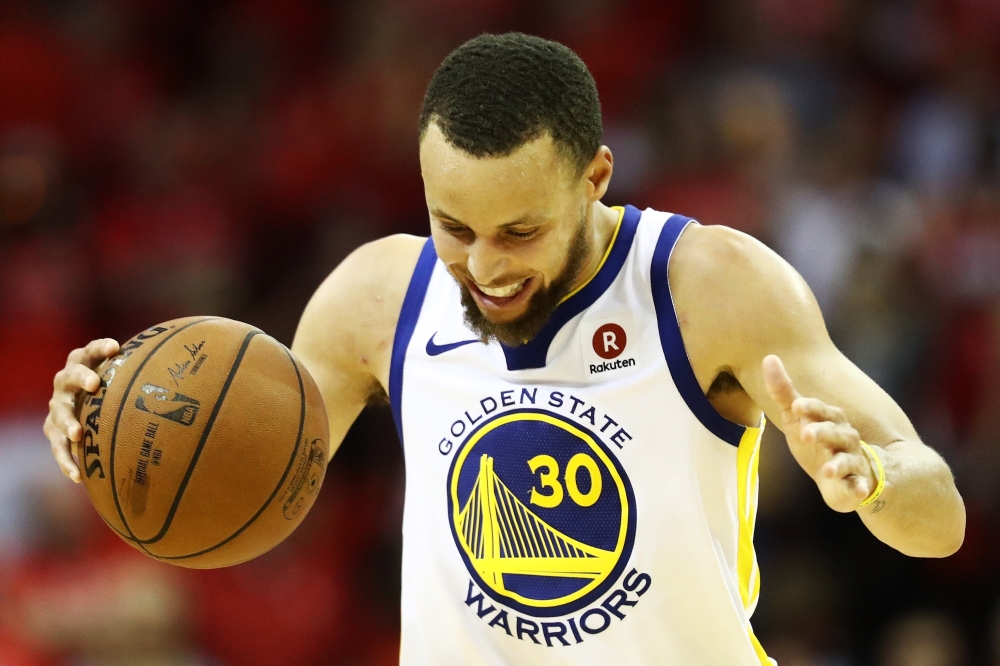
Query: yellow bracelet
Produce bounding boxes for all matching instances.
[857,441,886,508]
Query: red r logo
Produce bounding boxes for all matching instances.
[592,324,626,359]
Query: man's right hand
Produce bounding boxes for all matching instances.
[43,339,120,483]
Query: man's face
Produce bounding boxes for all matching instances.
[419,123,592,347]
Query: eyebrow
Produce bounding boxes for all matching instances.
[430,208,536,228]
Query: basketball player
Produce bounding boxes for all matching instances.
[45,33,964,664]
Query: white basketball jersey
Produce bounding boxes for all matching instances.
[389,206,774,665]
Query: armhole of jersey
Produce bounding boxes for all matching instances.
[650,215,747,447]
[389,237,438,443]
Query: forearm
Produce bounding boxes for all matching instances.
[858,440,965,558]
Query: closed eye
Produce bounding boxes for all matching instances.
[506,228,538,240]
[439,222,470,236]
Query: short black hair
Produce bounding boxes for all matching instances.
[418,32,602,175]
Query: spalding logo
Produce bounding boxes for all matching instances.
[592,324,626,360]
[447,409,636,617]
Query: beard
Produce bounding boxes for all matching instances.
[456,215,590,347]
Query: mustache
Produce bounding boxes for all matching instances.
[451,270,532,290]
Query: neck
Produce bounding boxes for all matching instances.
[565,202,620,296]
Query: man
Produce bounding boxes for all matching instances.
[45,33,964,665]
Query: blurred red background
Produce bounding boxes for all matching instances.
[1,0,999,664]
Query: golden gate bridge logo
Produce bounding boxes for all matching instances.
[458,454,616,582]
[448,410,635,616]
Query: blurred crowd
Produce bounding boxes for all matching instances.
[1,0,999,664]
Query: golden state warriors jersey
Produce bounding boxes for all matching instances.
[389,206,774,665]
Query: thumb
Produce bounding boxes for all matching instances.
[763,354,801,424]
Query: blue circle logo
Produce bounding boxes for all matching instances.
[447,409,636,617]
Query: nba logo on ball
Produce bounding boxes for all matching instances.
[592,324,626,359]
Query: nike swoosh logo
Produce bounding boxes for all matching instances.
[426,332,480,356]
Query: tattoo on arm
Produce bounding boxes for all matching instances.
[868,499,887,515]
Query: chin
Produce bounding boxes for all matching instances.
[479,304,531,325]
[456,272,563,347]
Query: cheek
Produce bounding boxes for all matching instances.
[520,241,564,285]
[430,230,465,264]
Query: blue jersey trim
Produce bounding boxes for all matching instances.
[500,204,643,371]
[389,237,438,442]
[650,215,746,447]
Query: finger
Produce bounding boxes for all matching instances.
[820,452,871,498]
[52,400,84,442]
[51,437,81,483]
[762,355,801,422]
[818,476,871,513]
[65,337,118,366]
[44,415,81,483]
[792,398,847,425]
[800,420,859,451]
[54,364,102,395]
[66,338,120,369]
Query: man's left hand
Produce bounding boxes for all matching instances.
[762,354,878,513]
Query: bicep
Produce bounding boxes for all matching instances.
[290,233,424,458]
[291,269,381,459]
[696,228,920,447]
[292,345,371,459]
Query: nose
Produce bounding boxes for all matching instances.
[466,240,510,286]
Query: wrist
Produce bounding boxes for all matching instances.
[857,441,886,509]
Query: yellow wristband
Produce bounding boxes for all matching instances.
[857,441,886,508]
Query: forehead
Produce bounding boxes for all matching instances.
[419,123,574,225]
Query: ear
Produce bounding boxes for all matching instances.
[584,146,613,202]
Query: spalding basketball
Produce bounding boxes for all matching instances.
[75,317,329,569]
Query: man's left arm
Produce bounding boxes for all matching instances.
[755,350,964,558]
[688,226,965,558]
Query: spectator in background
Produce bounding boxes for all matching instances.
[1,0,999,663]
[879,613,968,666]
[0,473,199,666]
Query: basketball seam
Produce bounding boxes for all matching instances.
[154,341,309,561]
[108,317,220,554]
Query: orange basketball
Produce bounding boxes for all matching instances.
[75,317,329,569]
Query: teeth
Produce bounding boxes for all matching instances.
[478,279,527,298]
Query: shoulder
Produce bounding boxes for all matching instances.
[293,234,427,390]
[312,233,426,305]
[666,223,830,376]
[669,224,799,296]
[669,223,816,319]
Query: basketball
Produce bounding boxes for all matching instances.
[74,316,330,569]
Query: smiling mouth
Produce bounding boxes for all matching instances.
[467,277,534,313]
[474,278,529,298]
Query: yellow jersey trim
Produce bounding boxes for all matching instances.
[558,205,626,305]
[736,417,772,665]
[749,627,777,666]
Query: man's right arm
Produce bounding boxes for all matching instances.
[44,233,427,480]
[291,233,426,458]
